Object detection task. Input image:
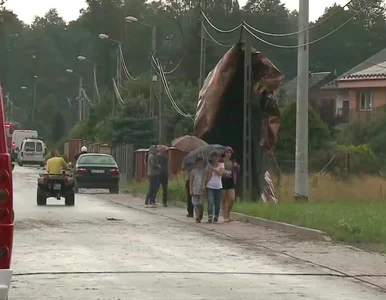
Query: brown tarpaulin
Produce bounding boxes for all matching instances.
[194,42,284,153]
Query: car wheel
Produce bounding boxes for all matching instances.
[37,187,47,206]
[74,181,79,194]
[109,184,119,194]
[65,190,75,206]
[18,161,23,167]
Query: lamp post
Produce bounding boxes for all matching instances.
[77,55,98,104]
[32,75,37,128]
[99,33,122,115]
[126,15,156,117]
[66,69,83,122]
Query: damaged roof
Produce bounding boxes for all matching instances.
[282,71,333,96]
[322,48,386,89]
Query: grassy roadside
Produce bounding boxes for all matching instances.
[122,173,386,253]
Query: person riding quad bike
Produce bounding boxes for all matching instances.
[74,146,88,162]
[47,149,68,175]
[37,149,75,206]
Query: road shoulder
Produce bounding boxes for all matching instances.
[97,192,386,291]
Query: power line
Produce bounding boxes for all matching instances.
[242,0,358,37]
[201,0,375,49]
[200,22,234,48]
[201,10,243,34]
[151,55,194,120]
[244,0,374,49]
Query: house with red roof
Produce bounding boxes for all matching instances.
[322,48,386,124]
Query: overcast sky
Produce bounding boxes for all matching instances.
[5,0,348,24]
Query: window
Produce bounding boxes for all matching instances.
[36,142,43,152]
[78,155,116,165]
[360,92,373,111]
[24,142,35,152]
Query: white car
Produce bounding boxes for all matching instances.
[18,138,46,167]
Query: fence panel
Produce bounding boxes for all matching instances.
[112,144,134,184]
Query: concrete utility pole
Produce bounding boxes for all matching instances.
[78,76,83,122]
[149,25,157,118]
[243,38,252,201]
[158,69,163,145]
[32,75,37,127]
[295,0,309,201]
[199,0,206,89]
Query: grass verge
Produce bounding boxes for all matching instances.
[122,173,386,253]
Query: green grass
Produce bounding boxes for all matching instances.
[123,178,386,252]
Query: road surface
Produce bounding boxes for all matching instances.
[9,167,386,299]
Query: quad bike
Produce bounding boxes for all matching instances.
[36,171,75,206]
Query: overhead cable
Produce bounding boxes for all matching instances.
[119,45,142,81]
[92,66,101,102]
[243,0,374,49]
[203,0,357,38]
[112,78,124,107]
[201,11,243,33]
[200,22,233,48]
[201,0,374,48]
[151,56,194,120]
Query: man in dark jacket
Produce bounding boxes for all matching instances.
[156,146,169,207]
[145,145,161,207]
[74,146,88,162]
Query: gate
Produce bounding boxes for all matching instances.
[112,143,134,184]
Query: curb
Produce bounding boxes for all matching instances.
[119,189,330,241]
[230,212,330,241]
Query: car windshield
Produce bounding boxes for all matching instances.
[78,155,116,165]
[24,142,35,151]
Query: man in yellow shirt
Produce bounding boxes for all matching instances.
[46,149,68,175]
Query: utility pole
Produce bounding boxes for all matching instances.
[149,25,157,118]
[32,75,37,128]
[243,38,252,201]
[78,76,83,122]
[158,69,163,145]
[295,0,309,201]
[199,0,206,89]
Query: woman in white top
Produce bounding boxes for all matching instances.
[205,152,225,223]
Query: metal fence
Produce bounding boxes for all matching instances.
[112,143,135,184]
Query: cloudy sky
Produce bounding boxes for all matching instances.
[5,0,348,24]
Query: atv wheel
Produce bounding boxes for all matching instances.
[109,184,119,194]
[65,191,75,206]
[37,188,47,206]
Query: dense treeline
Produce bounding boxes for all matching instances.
[0,0,385,155]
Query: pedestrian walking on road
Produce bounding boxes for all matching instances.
[221,147,239,222]
[145,145,161,208]
[205,152,225,223]
[190,157,206,223]
[156,146,169,207]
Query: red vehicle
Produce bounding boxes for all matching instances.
[0,83,14,299]
[4,122,18,153]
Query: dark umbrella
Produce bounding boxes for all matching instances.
[182,144,225,172]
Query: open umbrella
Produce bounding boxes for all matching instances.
[172,135,208,152]
[182,144,225,172]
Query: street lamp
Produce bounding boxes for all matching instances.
[77,55,99,103]
[66,68,83,122]
[125,15,156,117]
[32,75,38,127]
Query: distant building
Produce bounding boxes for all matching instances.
[322,48,386,124]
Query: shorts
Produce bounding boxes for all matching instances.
[191,195,204,205]
[222,177,235,190]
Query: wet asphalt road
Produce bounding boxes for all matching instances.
[9,166,386,299]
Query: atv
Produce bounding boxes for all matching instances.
[37,171,75,206]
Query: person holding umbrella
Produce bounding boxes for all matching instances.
[205,151,225,223]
